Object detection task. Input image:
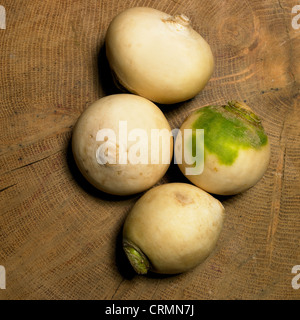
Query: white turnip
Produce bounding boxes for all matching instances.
[123,183,225,274]
[105,7,214,104]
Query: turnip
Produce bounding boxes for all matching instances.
[122,183,225,274]
[105,7,214,104]
[72,94,173,196]
[175,101,271,195]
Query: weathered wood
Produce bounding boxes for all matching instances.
[0,0,299,299]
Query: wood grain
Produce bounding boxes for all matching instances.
[0,0,299,300]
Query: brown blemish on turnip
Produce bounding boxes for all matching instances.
[174,192,194,206]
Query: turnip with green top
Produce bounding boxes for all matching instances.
[175,101,271,195]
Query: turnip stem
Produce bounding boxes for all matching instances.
[123,239,150,275]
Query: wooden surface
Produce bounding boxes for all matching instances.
[0,0,300,300]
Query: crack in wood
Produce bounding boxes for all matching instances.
[0,183,17,193]
[110,278,125,299]
[266,112,288,266]
[4,150,63,175]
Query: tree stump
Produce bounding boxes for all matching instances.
[0,0,299,299]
